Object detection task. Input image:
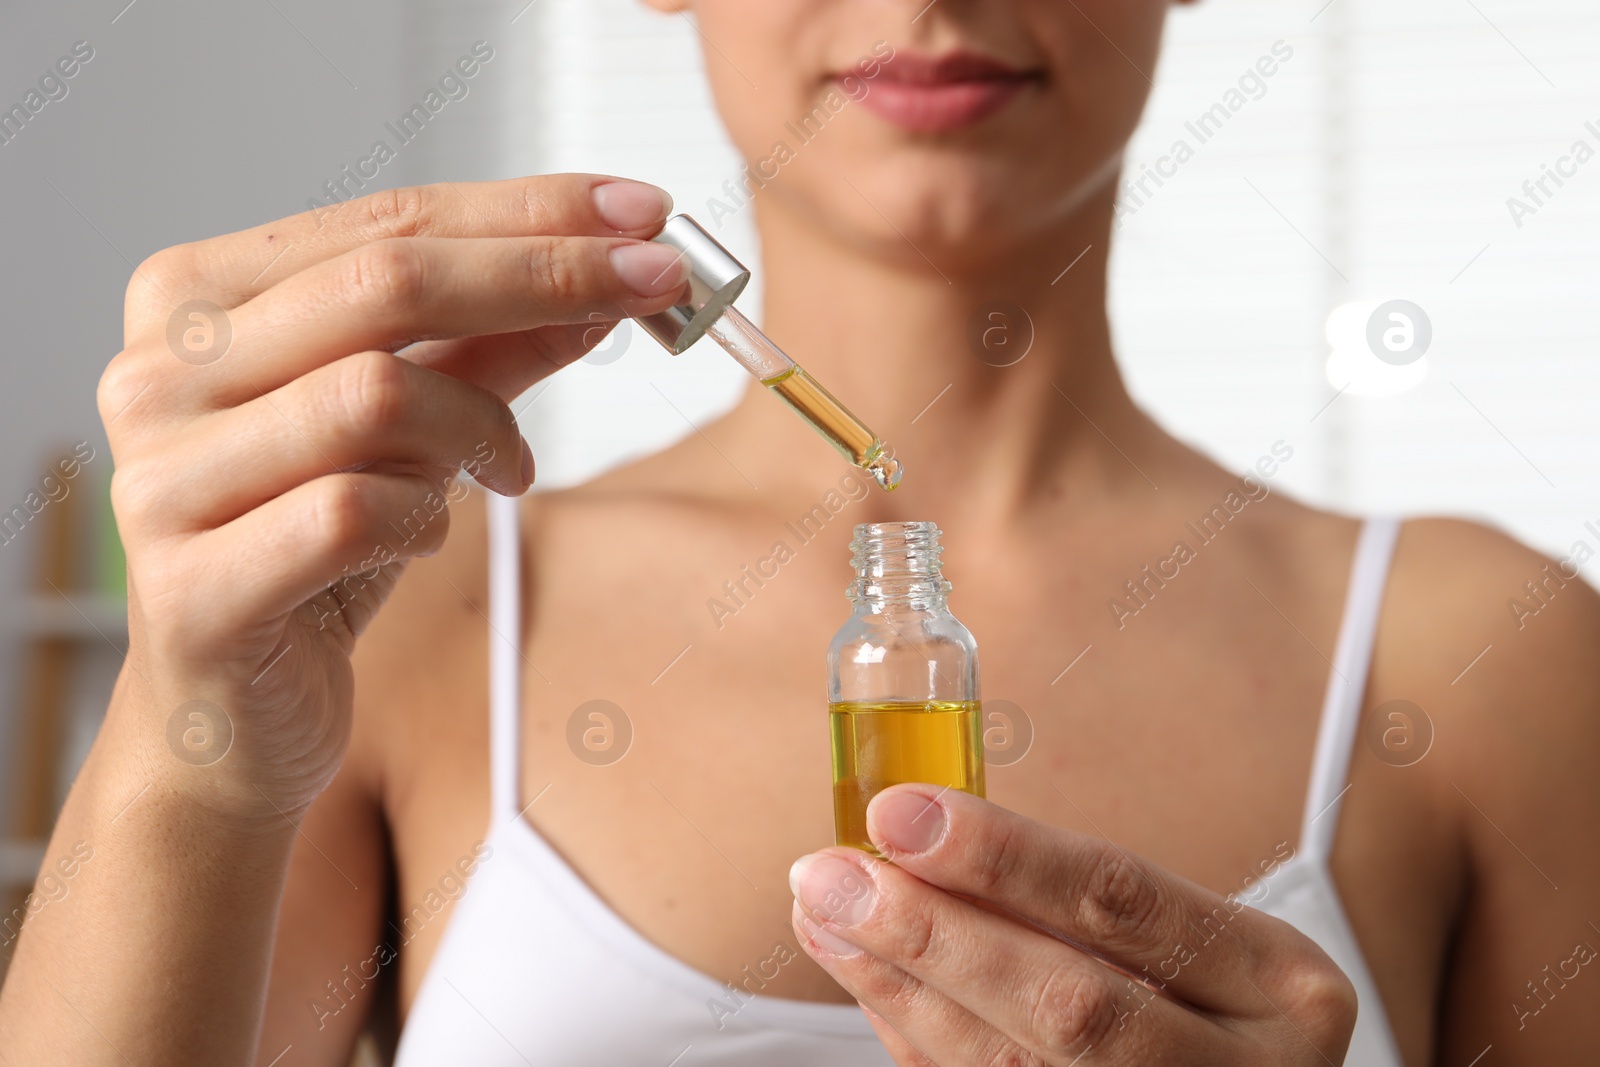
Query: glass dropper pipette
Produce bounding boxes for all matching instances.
[631,214,903,492]
[704,306,902,491]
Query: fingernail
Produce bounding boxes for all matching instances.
[788,855,809,898]
[592,181,672,231]
[609,242,690,298]
[868,788,947,856]
[790,854,875,926]
[519,437,535,487]
[797,909,862,960]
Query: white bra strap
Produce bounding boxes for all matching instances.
[487,490,524,824]
[1298,516,1402,865]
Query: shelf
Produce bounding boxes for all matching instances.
[19,593,129,640]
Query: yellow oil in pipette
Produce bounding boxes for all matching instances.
[761,367,902,491]
[706,307,903,491]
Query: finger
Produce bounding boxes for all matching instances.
[130,353,528,532]
[790,903,944,1067]
[186,469,456,630]
[184,234,688,407]
[791,853,1222,1064]
[298,556,409,643]
[96,320,608,456]
[400,319,624,401]
[865,784,1308,1015]
[857,1004,938,1067]
[124,174,674,328]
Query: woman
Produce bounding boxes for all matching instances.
[2,0,1597,1063]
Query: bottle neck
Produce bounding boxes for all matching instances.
[847,521,951,612]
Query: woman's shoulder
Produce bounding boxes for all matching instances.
[345,486,496,812]
[1382,515,1600,704]
[1249,486,1597,693]
[1236,492,1599,779]
[347,468,748,712]
[1370,515,1600,1050]
[352,485,493,689]
[1373,514,1600,821]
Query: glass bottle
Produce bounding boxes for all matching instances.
[827,521,984,856]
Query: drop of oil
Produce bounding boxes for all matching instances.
[866,451,903,492]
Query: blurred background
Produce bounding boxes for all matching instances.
[1,0,1596,1030]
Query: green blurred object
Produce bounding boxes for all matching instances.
[97,463,126,598]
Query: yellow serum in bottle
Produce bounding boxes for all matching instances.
[826,522,984,857]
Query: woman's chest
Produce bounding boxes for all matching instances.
[390,521,1455,1041]
[489,570,1362,1001]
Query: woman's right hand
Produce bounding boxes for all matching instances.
[98,174,688,822]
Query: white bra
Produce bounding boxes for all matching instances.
[393,497,1406,1066]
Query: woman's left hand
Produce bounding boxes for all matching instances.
[789,784,1357,1065]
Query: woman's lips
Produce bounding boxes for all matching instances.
[840,50,1040,134]
[854,78,1029,133]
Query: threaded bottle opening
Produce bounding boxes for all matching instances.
[848,521,951,604]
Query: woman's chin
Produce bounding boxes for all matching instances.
[787,167,1061,269]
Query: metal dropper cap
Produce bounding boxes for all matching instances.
[635,214,751,355]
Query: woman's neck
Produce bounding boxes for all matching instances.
[704,181,1172,534]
